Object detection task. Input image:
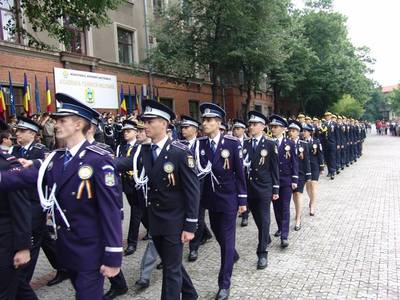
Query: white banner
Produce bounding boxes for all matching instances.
[54,67,118,109]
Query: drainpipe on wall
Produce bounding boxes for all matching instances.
[143,0,153,98]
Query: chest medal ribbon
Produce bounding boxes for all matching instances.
[77,165,93,200]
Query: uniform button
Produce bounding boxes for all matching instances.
[67,228,71,231]
[163,178,166,181]
[249,177,253,180]
[57,226,61,230]
[156,203,160,207]
[71,192,76,196]
[255,177,258,180]
[63,209,67,213]
[148,202,151,205]
[280,162,282,165]
[255,168,258,171]
[155,189,158,192]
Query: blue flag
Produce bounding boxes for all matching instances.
[35,75,41,113]
[8,72,16,116]
[128,86,133,114]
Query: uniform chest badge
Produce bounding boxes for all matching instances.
[187,156,195,169]
[284,145,290,151]
[243,148,247,155]
[284,145,291,159]
[78,165,93,180]
[105,172,116,187]
[299,147,304,153]
[260,149,268,157]
[221,149,230,170]
[298,146,304,160]
[163,162,175,173]
[221,149,230,158]
[312,144,318,149]
[200,149,205,156]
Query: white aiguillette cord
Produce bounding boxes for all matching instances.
[194,141,219,191]
[37,151,70,239]
[132,144,149,206]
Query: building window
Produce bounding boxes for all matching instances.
[254,104,262,112]
[64,17,86,54]
[188,100,199,120]
[159,97,173,110]
[118,28,134,65]
[0,0,15,42]
[153,0,163,15]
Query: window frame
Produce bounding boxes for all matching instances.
[114,23,139,65]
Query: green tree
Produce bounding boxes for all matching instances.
[5,0,122,49]
[330,94,364,119]
[363,88,386,121]
[388,88,400,115]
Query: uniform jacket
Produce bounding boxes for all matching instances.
[114,139,200,236]
[197,135,247,213]
[277,137,299,187]
[243,135,280,196]
[294,139,311,181]
[0,141,124,271]
[306,138,325,172]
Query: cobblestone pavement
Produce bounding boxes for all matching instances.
[31,134,400,299]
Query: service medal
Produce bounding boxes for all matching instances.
[299,147,304,153]
[221,149,230,158]
[313,144,318,149]
[78,165,93,180]
[163,162,175,174]
[260,149,268,157]
[284,145,290,151]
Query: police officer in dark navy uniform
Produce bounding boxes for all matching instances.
[0,119,36,300]
[179,115,213,263]
[114,101,200,300]
[287,120,311,231]
[322,112,337,180]
[270,115,298,248]
[11,117,70,291]
[243,111,279,269]
[86,114,128,300]
[197,103,247,300]
[232,119,250,227]
[0,93,124,300]
[303,124,324,216]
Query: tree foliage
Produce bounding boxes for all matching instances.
[388,88,400,115]
[330,94,364,119]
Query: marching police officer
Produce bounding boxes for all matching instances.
[322,112,337,179]
[0,119,36,299]
[303,124,324,216]
[232,119,250,227]
[287,120,311,231]
[179,115,213,262]
[270,115,298,248]
[115,100,200,299]
[197,103,247,300]
[0,93,124,299]
[243,111,279,269]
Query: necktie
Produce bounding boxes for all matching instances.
[63,150,72,170]
[210,140,216,154]
[20,147,27,157]
[252,138,257,150]
[151,144,158,163]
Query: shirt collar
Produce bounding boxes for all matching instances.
[152,135,169,151]
[187,137,197,148]
[23,141,33,150]
[67,139,87,158]
[252,134,263,143]
[128,139,137,146]
[209,132,221,146]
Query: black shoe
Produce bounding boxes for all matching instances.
[142,232,150,240]
[104,287,128,300]
[241,218,248,227]
[215,288,230,300]
[135,278,150,290]
[346,164,349,167]
[257,254,268,270]
[336,170,341,175]
[124,245,136,256]
[281,239,289,248]
[188,250,198,262]
[326,173,330,177]
[341,167,344,170]
[46,270,69,286]
[156,262,163,270]
[234,251,240,263]
[330,174,335,180]
[274,230,281,237]
[294,224,301,231]
[310,212,315,216]
[201,231,213,245]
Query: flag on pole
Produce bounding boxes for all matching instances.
[120,85,127,115]
[0,85,6,119]
[23,73,32,117]
[8,72,16,116]
[128,86,133,114]
[134,85,140,114]
[34,75,41,113]
[141,84,148,101]
[45,77,52,112]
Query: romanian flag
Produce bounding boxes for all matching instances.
[127,86,133,114]
[120,85,127,115]
[134,85,140,114]
[23,73,32,117]
[0,85,6,119]
[45,77,52,112]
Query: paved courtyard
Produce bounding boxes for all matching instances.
[31,133,400,299]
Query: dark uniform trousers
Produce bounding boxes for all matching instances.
[189,205,207,252]
[272,138,298,240]
[69,270,104,300]
[243,136,279,254]
[126,192,143,248]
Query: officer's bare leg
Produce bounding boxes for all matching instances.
[293,192,303,227]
